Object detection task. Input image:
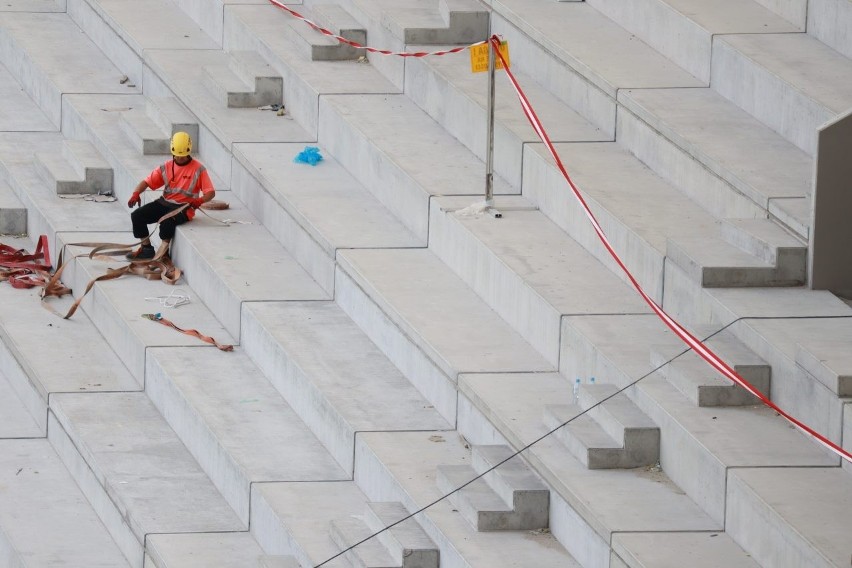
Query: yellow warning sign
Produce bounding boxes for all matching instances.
[470,41,510,73]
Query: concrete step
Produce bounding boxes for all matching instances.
[795,341,852,397]
[0,60,54,132]
[146,532,300,568]
[169,194,329,339]
[752,0,807,28]
[711,32,852,156]
[650,328,771,407]
[232,142,421,295]
[34,139,113,195]
[0,12,140,127]
[616,87,812,229]
[404,43,609,190]
[118,108,171,156]
[346,0,487,47]
[430,195,650,367]
[319,94,516,241]
[436,465,519,531]
[48,392,244,568]
[335,248,553,388]
[283,3,365,61]
[665,234,802,288]
[56,232,236,383]
[0,177,26,234]
[721,218,807,266]
[241,301,452,472]
[612,531,762,568]
[354,432,580,566]
[808,0,852,59]
[145,346,348,525]
[250,480,396,568]
[222,4,398,135]
[488,0,703,135]
[0,281,140,435]
[115,96,200,159]
[0,439,131,568]
[361,502,440,568]
[145,97,199,148]
[202,50,283,108]
[559,314,841,524]
[328,516,399,568]
[726,467,852,568]
[544,406,625,469]
[585,0,798,83]
[523,141,720,302]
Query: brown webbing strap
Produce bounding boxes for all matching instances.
[42,204,189,319]
[142,312,233,351]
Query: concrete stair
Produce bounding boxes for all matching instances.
[585,0,799,83]
[545,384,660,469]
[808,0,852,59]
[284,3,366,61]
[796,341,852,397]
[34,139,113,195]
[0,178,26,234]
[612,531,762,568]
[0,439,131,568]
[436,444,549,531]
[48,392,244,568]
[0,368,40,438]
[202,50,283,108]
[241,300,452,472]
[146,533,300,568]
[118,97,199,156]
[650,327,771,407]
[329,502,439,568]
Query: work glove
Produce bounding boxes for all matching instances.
[127,191,142,208]
[189,198,205,209]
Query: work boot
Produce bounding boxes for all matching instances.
[125,244,155,260]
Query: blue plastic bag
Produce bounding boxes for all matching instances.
[294,146,323,166]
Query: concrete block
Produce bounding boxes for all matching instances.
[203,50,283,108]
[145,347,348,525]
[711,33,852,156]
[436,464,521,531]
[118,108,170,156]
[726,468,852,568]
[471,445,549,524]
[721,218,806,267]
[35,139,113,195]
[146,97,199,147]
[240,301,451,472]
[0,439,131,568]
[147,531,299,568]
[0,178,26,234]
[328,517,400,567]
[361,502,439,568]
[285,4,365,61]
[391,0,488,45]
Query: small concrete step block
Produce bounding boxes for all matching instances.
[435,464,520,531]
[577,384,660,467]
[145,97,199,145]
[721,218,806,282]
[147,532,301,568]
[470,444,549,528]
[329,516,399,568]
[362,502,439,568]
[202,51,283,108]
[401,0,489,44]
[544,407,625,469]
[295,4,365,61]
[795,341,852,396]
[650,335,771,407]
[118,107,170,155]
[34,140,112,195]
[666,236,801,287]
[0,178,26,234]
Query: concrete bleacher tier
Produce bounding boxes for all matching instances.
[0,0,850,567]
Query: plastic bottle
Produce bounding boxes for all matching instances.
[573,378,581,405]
[589,376,596,385]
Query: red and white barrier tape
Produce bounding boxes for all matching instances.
[267,0,486,57]
[488,36,851,464]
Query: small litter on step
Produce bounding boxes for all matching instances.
[294,146,323,166]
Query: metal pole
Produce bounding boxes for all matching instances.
[485,37,495,205]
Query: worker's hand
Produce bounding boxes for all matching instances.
[189,198,204,209]
[127,191,142,208]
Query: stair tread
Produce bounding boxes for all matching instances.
[668,236,773,268]
[613,531,762,568]
[338,248,553,377]
[795,341,852,396]
[438,464,513,512]
[330,516,399,566]
[51,392,244,538]
[0,370,41,438]
[147,532,293,568]
[0,439,131,567]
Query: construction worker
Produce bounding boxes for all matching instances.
[125,132,215,260]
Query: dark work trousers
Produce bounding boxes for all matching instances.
[131,197,190,241]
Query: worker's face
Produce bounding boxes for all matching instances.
[174,154,191,166]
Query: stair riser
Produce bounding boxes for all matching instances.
[808,0,852,59]
[755,0,807,27]
[0,209,26,235]
[0,330,46,434]
[616,107,765,219]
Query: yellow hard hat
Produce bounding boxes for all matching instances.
[170,131,192,157]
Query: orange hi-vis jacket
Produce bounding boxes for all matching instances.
[144,158,214,219]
